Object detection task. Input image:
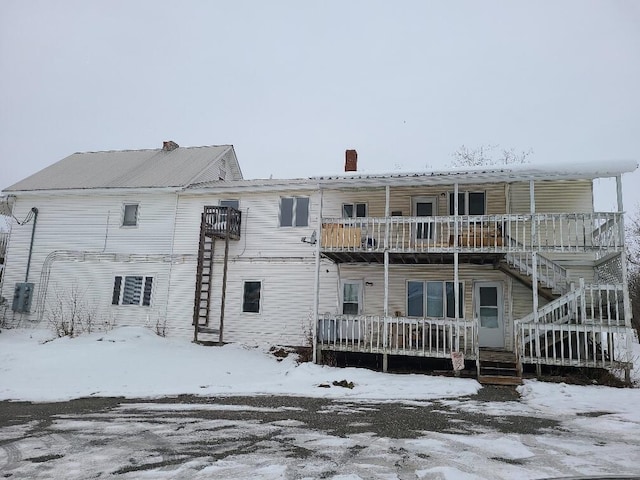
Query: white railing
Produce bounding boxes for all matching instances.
[515,280,630,368]
[518,280,626,327]
[505,250,569,294]
[516,322,631,369]
[317,314,478,359]
[321,213,623,254]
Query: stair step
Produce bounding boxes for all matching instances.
[478,375,523,386]
[198,327,220,335]
[480,366,519,377]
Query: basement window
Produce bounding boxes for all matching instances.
[279,197,309,227]
[122,204,139,227]
[242,281,262,313]
[112,276,153,306]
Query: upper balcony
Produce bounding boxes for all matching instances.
[202,206,242,240]
[320,212,623,263]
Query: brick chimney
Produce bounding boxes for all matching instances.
[162,140,179,152]
[345,149,357,172]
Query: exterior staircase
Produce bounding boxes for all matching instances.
[192,206,242,345]
[499,251,569,301]
[193,212,219,344]
[478,349,522,385]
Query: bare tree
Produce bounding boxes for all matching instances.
[450,144,533,168]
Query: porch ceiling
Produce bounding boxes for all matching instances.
[321,251,504,265]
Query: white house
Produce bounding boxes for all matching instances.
[1,143,637,384]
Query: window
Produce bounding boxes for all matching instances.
[341,281,363,315]
[242,281,261,313]
[342,203,367,218]
[407,281,463,318]
[448,192,486,215]
[279,197,309,227]
[112,276,153,306]
[220,199,239,210]
[122,204,139,226]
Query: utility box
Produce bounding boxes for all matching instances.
[12,282,34,313]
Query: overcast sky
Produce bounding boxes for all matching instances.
[1,1,639,211]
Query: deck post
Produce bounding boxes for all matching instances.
[383,185,390,373]
[384,186,390,318]
[313,187,323,364]
[453,182,460,354]
[530,180,541,373]
[219,209,231,343]
[616,175,633,373]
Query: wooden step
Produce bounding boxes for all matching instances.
[478,375,523,386]
[197,327,220,335]
[480,366,519,377]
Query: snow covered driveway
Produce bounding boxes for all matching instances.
[1,391,639,479]
[1,327,639,478]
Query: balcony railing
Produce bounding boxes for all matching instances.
[321,213,622,254]
[203,206,241,240]
[317,314,478,359]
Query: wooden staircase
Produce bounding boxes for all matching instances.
[192,206,242,345]
[193,213,219,344]
[478,349,522,385]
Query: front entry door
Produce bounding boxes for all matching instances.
[412,197,436,242]
[475,282,504,348]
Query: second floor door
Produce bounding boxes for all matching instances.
[412,196,436,243]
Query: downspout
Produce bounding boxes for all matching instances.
[312,185,323,364]
[164,193,181,327]
[24,207,38,283]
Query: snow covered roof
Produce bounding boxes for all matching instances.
[4,144,236,192]
[188,159,638,192]
[312,159,639,185]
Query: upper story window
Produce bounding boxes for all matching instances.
[280,196,309,227]
[122,204,139,227]
[448,192,486,215]
[112,275,153,306]
[342,203,367,218]
[220,199,239,210]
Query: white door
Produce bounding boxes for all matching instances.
[412,197,436,242]
[340,280,364,340]
[475,282,504,348]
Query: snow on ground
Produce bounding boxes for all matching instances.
[0,326,480,402]
[1,327,640,479]
[1,326,640,413]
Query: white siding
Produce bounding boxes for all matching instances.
[1,192,178,327]
[509,180,594,213]
[167,189,334,344]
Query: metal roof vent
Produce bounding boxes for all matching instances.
[162,140,179,152]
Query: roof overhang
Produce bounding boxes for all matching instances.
[186,159,638,194]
